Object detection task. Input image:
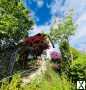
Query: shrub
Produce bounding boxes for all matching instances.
[50,51,61,62]
[68,64,86,83]
[50,51,61,72]
[70,47,80,60]
[66,52,86,89]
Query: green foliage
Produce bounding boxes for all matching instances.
[70,47,80,60]
[0,73,21,90]
[50,14,76,43]
[0,0,33,42]
[68,53,86,83]
[72,53,86,65]
[59,40,71,61]
[50,14,76,71]
[69,64,86,83]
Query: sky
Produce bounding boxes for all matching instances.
[24,0,86,51]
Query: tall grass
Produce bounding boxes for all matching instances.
[0,74,21,90]
[0,65,74,90]
[72,52,86,65]
[22,67,73,90]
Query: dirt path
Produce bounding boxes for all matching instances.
[22,60,47,85]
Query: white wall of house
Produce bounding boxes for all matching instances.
[43,37,60,60]
[44,37,55,60]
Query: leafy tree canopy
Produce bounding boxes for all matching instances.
[50,14,76,44]
[50,14,76,68]
[0,0,34,42]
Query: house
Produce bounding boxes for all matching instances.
[23,33,55,60]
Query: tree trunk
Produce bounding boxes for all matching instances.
[7,50,17,76]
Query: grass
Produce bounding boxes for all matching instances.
[21,67,73,90]
[71,52,86,65]
[0,74,21,90]
[0,66,73,90]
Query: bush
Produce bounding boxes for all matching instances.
[50,51,61,62]
[50,51,62,72]
[70,47,80,60]
[68,53,86,85]
[68,64,86,83]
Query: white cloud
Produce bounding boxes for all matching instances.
[30,10,40,22]
[29,23,51,36]
[37,0,44,7]
[49,0,86,18]
[33,0,44,8]
[70,12,86,51]
[46,3,51,9]
[76,13,86,25]
[50,0,63,16]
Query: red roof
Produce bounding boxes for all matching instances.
[24,33,46,46]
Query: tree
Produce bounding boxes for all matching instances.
[50,14,76,71]
[0,0,34,42]
[0,0,34,76]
